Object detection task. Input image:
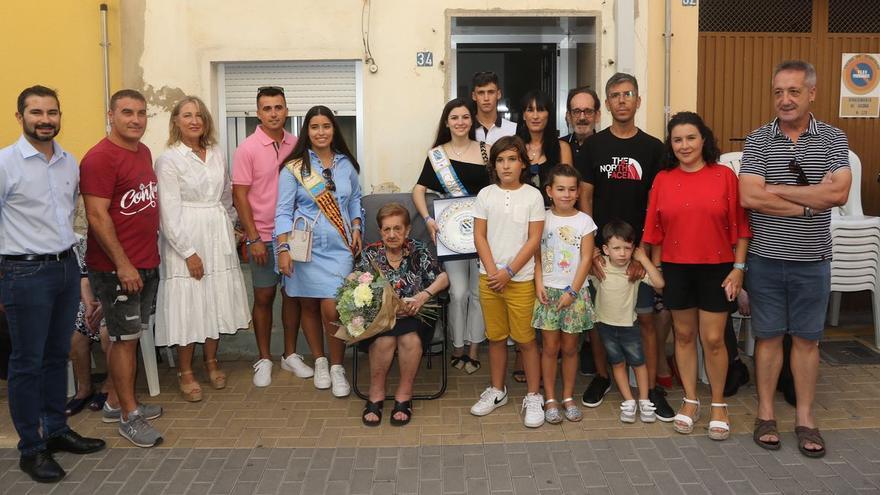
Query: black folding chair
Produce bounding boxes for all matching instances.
[350,192,448,400]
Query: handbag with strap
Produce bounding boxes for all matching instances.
[289,215,318,262]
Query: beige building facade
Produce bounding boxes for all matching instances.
[120,0,699,193]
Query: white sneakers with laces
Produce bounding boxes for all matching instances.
[313,357,331,389]
[329,364,351,398]
[521,393,545,428]
[252,358,273,387]
[470,386,508,416]
[280,353,314,378]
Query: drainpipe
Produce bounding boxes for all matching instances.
[663,0,673,135]
[100,3,111,135]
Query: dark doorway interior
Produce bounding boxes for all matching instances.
[456,43,557,125]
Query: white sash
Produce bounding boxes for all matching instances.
[428,146,468,197]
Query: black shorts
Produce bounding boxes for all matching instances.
[661,262,735,313]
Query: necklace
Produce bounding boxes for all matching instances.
[527,142,542,160]
[448,141,471,157]
[386,254,403,263]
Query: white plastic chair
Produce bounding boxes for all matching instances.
[828,224,880,348]
[719,151,743,175]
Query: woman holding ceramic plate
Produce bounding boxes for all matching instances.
[412,97,490,374]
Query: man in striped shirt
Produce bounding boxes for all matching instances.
[740,60,851,458]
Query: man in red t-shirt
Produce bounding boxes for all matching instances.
[80,90,163,448]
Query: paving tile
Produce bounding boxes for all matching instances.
[397,467,420,494]
[511,476,538,495]
[507,453,531,477]
[649,471,686,495]
[349,469,374,495]
[488,464,513,492]
[255,469,284,494]
[576,460,607,487]
[621,459,653,486]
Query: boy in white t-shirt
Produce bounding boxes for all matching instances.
[591,220,665,424]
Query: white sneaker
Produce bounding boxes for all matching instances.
[620,399,637,423]
[639,400,657,423]
[313,357,331,389]
[329,364,350,397]
[281,353,314,378]
[470,386,508,416]
[522,393,545,428]
[252,358,273,387]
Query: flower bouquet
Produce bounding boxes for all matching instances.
[334,269,440,345]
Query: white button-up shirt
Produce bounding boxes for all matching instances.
[0,135,78,255]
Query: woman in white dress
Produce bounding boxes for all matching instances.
[155,96,250,401]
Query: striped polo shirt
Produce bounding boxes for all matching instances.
[740,115,849,262]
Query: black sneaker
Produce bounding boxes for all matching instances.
[581,374,611,407]
[723,359,750,397]
[579,341,596,376]
[648,386,675,422]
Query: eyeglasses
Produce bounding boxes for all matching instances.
[608,90,636,100]
[257,86,285,96]
[322,168,336,192]
[788,159,809,186]
[569,108,596,117]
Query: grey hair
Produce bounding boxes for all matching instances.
[604,72,639,97]
[773,60,817,88]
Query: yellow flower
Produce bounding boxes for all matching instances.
[353,284,373,308]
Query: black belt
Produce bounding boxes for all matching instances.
[2,248,74,262]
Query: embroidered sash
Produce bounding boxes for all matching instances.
[428,146,468,197]
[285,158,355,255]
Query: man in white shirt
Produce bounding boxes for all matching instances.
[471,71,517,145]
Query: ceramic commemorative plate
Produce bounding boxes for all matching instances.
[437,198,476,254]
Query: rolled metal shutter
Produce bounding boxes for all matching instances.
[224,60,357,117]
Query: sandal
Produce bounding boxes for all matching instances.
[205,359,227,390]
[795,426,826,458]
[451,355,465,370]
[178,370,203,402]
[544,399,563,424]
[390,400,413,426]
[362,400,383,427]
[673,398,700,434]
[562,398,583,422]
[753,418,781,450]
[463,358,481,375]
[65,394,93,417]
[512,370,527,383]
[707,403,730,441]
[87,392,108,411]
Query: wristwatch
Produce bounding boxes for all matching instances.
[563,285,579,298]
[245,237,261,247]
[804,206,814,218]
[733,262,747,271]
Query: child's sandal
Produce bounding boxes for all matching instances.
[544,399,563,424]
[562,398,582,422]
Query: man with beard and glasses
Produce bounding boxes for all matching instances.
[561,86,601,159]
[81,89,163,448]
[0,85,105,483]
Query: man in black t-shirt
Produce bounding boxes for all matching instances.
[575,73,674,421]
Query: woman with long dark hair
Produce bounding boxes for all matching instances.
[642,111,751,440]
[412,98,490,374]
[517,90,573,201]
[275,105,363,397]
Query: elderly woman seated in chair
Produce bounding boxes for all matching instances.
[357,203,448,427]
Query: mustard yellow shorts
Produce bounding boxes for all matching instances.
[479,276,537,344]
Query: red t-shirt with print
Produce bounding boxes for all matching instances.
[80,138,160,271]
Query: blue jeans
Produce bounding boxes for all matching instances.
[0,256,79,455]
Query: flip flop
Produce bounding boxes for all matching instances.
[390,400,413,427]
[512,370,526,383]
[87,392,108,411]
[65,394,93,416]
[795,426,826,458]
[753,418,781,450]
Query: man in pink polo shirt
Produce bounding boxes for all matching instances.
[232,86,311,387]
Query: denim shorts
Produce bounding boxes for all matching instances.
[744,254,831,341]
[247,240,280,288]
[89,268,158,342]
[596,322,645,366]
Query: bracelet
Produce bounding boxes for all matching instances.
[276,243,290,254]
[352,224,362,232]
[422,288,434,297]
[424,215,434,223]
[245,237,261,247]
[733,262,747,271]
[504,265,515,278]
[563,285,579,298]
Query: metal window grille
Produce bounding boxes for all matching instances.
[829,0,880,33]
[699,0,813,33]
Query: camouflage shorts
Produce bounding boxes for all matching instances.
[88,268,158,342]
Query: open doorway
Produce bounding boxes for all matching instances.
[451,16,598,132]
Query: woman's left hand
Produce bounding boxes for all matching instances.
[351,229,362,253]
[406,292,430,316]
[721,268,745,301]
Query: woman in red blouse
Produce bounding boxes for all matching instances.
[643,112,751,441]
